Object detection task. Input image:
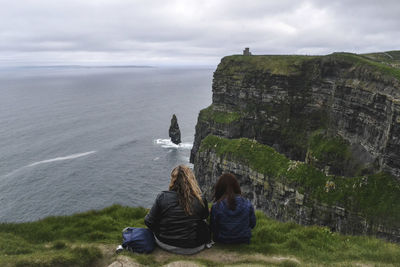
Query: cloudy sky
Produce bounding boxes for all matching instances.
[1,0,399,66]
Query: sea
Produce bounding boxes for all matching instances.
[0,66,213,222]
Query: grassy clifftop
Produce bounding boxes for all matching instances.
[198,105,242,124]
[218,55,317,76]
[200,135,400,225]
[1,204,400,266]
[218,51,400,81]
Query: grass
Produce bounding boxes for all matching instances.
[308,130,352,164]
[362,51,400,68]
[0,205,148,266]
[247,211,400,265]
[217,52,400,81]
[1,205,400,266]
[199,105,242,124]
[307,130,365,176]
[199,135,400,224]
[218,55,318,76]
[329,52,400,81]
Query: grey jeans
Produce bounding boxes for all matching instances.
[154,236,205,255]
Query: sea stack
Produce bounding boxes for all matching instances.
[169,114,181,145]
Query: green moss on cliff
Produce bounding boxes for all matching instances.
[200,135,400,224]
[200,134,290,178]
[329,52,400,81]
[308,131,351,161]
[218,55,318,76]
[307,130,364,176]
[199,105,241,124]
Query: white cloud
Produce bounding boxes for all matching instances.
[0,0,399,66]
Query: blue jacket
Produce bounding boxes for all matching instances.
[210,196,256,244]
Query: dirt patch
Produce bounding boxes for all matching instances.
[103,245,301,267]
[152,247,300,265]
[161,260,203,267]
[107,255,142,267]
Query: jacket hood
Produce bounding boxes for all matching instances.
[219,196,248,216]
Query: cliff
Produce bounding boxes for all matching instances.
[191,52,400,241]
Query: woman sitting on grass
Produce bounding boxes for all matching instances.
[144,165,210,254]
[211,173,256,244]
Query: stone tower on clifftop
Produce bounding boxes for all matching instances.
[243,47,252,56]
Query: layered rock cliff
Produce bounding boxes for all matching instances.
[191,53,400,179]
[191,52,400,242]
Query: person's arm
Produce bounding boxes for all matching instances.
[144,193,163,232]
[200,196,209,219]
[249,203,256,229]
[210,204,218,234]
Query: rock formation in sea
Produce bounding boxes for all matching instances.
[169,114,181,145]
[191,51,400,242]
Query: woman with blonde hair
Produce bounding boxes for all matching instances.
[145,165,210,254]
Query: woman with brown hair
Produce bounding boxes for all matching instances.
[144,165,210,254]
[210,173,256,244]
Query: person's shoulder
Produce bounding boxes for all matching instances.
[237,196,253,207]
[159,191,177,196]
[156,191,175,200]
[211,200,226,211]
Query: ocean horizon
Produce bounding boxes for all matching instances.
[0,66,213,222]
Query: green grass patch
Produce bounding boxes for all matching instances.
[0,205,148,266]
[200,134,290,179]
[0,205,399,266]
[218,55,318,76]
[221,211,400,265]
[329,52,400,81]
[199,135,400,224]
[218,52,400,81]
[307,130,366,176]
[308,130,352,164]
[199,105,242,124]
[362,50,400,68]
[1,246,102,267]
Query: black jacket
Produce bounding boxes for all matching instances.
[144,191,209,248]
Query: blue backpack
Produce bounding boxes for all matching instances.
[121,227,155,253]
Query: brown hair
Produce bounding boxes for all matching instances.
[169,165,204,215]
[213,173,241,210]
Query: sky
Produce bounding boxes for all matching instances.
[1,0,400,66]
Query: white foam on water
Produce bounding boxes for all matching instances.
[28,151,96,167]
[155,139,193,149]
[2,151,97,178]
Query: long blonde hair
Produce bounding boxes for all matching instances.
[169,165,204,215]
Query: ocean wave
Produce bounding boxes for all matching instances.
[28,151,96,167]
[155,139,193,149]
[2,151,96,178]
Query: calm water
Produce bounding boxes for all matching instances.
[0,66,213,222]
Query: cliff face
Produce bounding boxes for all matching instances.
[191,52,400,242]
[191,53,400,179]
[194,136,400,242]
